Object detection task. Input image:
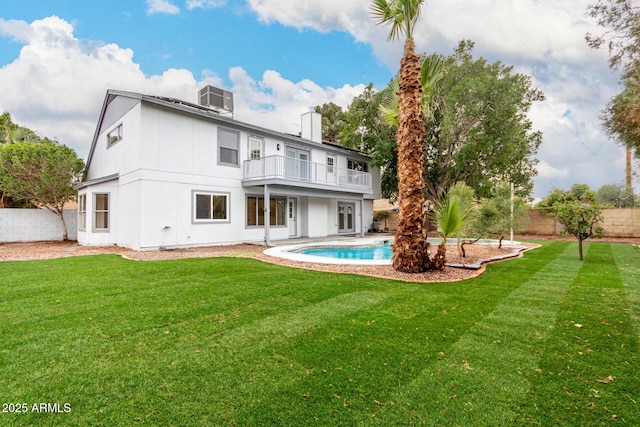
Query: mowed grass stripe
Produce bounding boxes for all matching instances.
[368,243,582,426]
[515,243,640,425]
[226,243,573,426]
[44,290,389,426]
[612,243,640,343]
[1,256,391,426]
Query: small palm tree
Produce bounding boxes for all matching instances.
[372,0,429,273]
[433,183,476,269]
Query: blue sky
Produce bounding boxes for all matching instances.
[0,1,389,88]
[0,0,635,200]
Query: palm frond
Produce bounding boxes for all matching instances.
[434,195,463,246]
[379,77,400,126]
[371,0,425,40]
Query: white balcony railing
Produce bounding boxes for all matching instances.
[243,155,372,191]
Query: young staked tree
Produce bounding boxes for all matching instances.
[540,185,603,261]
[371,0,431,273]
[0,140,85,240]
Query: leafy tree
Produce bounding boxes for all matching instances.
[422,41,543,201]
[587,0,640,174]
[363,41,543,203]
[586,0,640,72]
[0,140,85,240]
[540,185,603,260]
[314,103,346,143]
[0,112,37,144]
[0,112,40,207]
[537,183,597,207]
[340,84,398,200]
[552,202,604,261]
[596,183,635,206]
[371,0,430,273]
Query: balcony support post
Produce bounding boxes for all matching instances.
[264,184,271,246]
[360,197,365,237]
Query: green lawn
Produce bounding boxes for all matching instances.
[1,241,639,426]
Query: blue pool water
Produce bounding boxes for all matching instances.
[294,242,393,260]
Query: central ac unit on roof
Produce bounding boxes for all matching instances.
[198,85,234,113]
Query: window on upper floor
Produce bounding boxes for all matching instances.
[248,135,263,160]
[218,128,240,166]
[107,124,123,148]
[326,154,336,173]
[347,159,369,172]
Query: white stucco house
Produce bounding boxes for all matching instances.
[76,87,381,250]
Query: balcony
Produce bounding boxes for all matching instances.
[242,155,373,194]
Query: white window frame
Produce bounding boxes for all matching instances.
[218,128,240,166]
[326,154,336,173]
[248,135,263,160]
[192,191,230,223]
[78,194,86,231]
[93,193,110,232]
[106,124,123,148]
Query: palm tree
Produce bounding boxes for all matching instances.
[372,0,430,273]
[432,182,476,269]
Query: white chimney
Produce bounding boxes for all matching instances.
[301,108,322,143]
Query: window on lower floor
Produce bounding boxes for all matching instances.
[247,195,286,227]
[78,194,86,231]
[93,193,109,231]
[194,192,229,222]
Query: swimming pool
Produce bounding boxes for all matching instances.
[291,241,393,260]
[264,237,459,265]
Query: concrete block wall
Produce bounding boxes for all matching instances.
[600,208,640,237]
[523,207,639,238]
[381,207,640,238]
[523,209,557,235]
[0,209,78,242]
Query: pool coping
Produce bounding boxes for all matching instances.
[264,237,527,268]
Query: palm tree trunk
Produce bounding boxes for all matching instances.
[392,38,430,273]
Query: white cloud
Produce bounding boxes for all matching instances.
[0,16,366,161]
[228,67,366,135]
[0,17,198,157]
[246,0,382,48]
[146,0,180,15]
[186,0,227,10]
[536,161,570,179]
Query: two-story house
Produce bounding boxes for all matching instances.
[76,87,381,250]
